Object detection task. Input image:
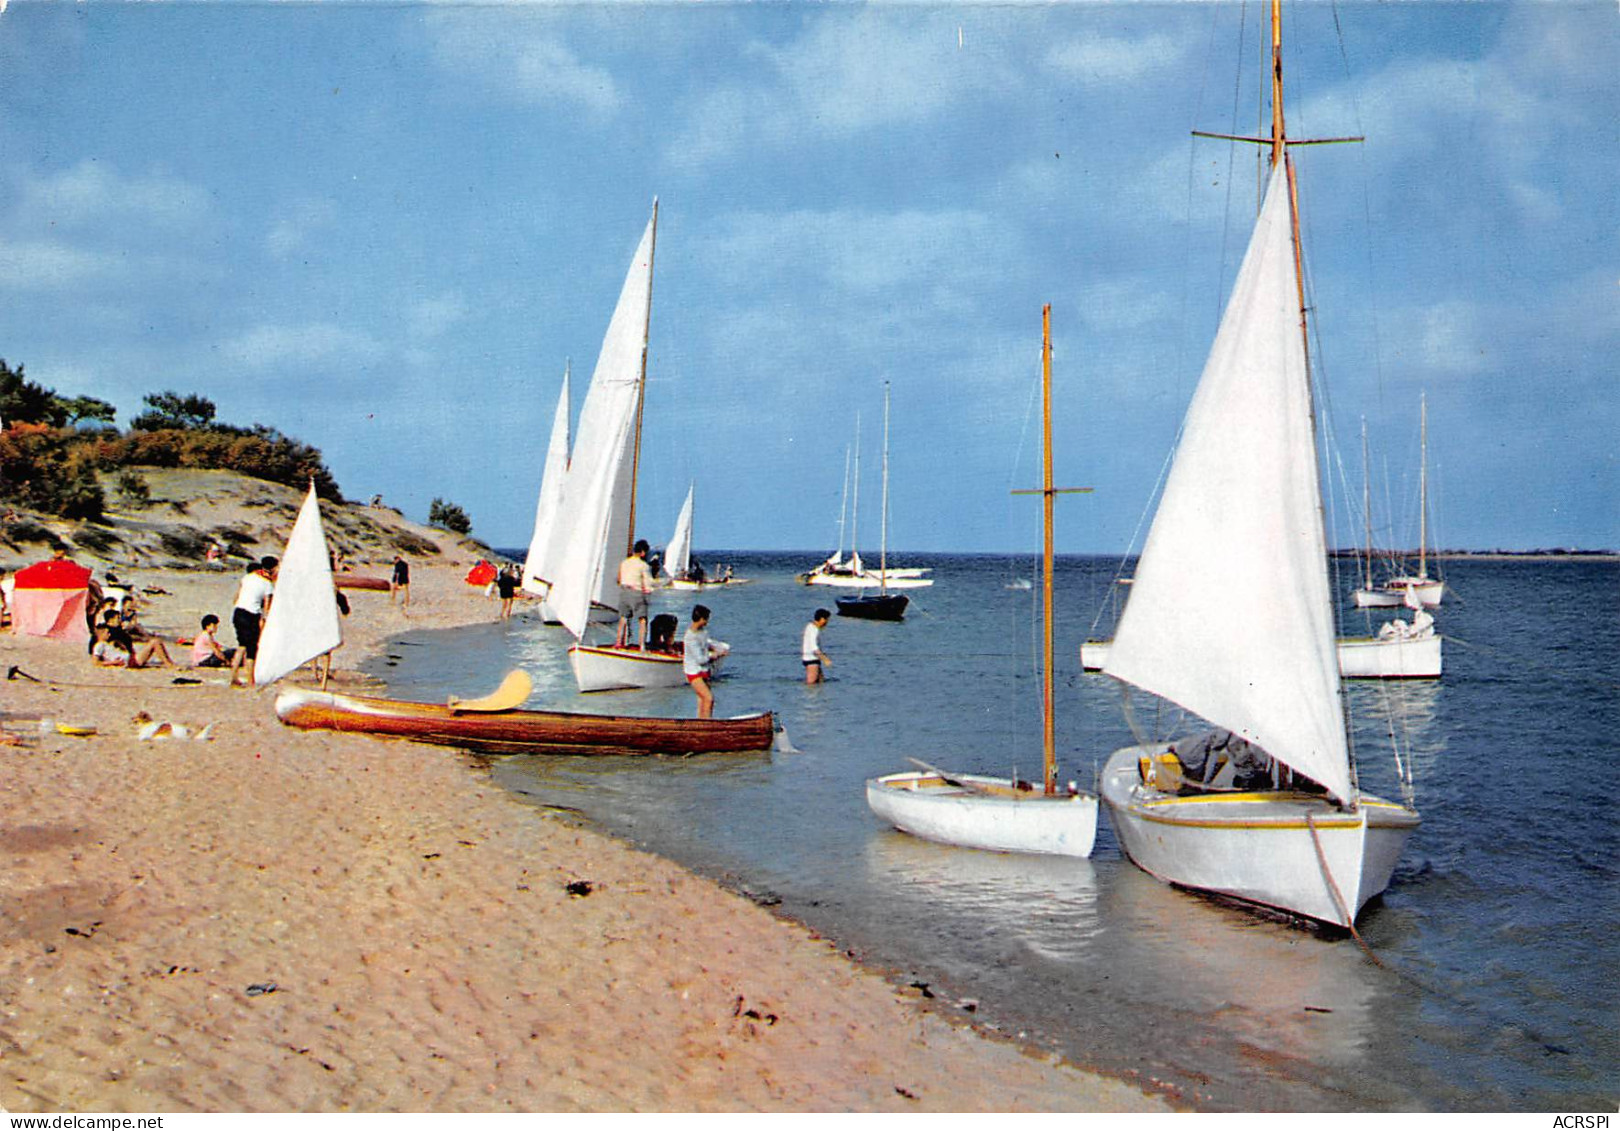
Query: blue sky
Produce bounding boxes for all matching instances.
[0,2,1614,553]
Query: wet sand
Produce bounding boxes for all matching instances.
[0,562,1168,1112]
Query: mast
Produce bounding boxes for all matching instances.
[1418,392,1429,580]
[623,198,659,556]
[850,413,862,569]
[836,443,851,561]
[1040,308,1056,794]
[1361,417,1374,590]
[1012,306,1093,796]
[879,382,891,596]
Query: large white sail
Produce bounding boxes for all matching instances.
[1101,165,1350,803]
[521,365,571,596]
[665,483,694,579]
[543,206,657,640]
[254,485,343,686]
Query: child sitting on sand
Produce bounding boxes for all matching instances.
[190,614,236,668]
[91,616,174,670]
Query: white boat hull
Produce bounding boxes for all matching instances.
[802,571,934,589]
[1351,587,1404,608]
[1336,633,1442,679]
[866,771,1097,858]
[1383,577,1444,607]
[1084,637,1440,680]
[669,577,752,591]
[568,644,726,693]
[1099,745,1418,926]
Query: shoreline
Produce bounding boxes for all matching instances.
[0,561,1169,1112]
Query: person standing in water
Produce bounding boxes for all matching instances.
[681,604,729,719]
[801,608,832,684]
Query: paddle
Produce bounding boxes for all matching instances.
[906,757,992,793]
[447,669,532,713]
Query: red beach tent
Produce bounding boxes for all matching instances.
[465,560,497,587]
[10,558,94,642]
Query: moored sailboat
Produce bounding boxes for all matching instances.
[1356,394,1444,607]
[836,383,919,620]
[1098,4,1419,928]
[867,307,1097,855]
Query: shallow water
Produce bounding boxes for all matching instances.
[373,553,1618,1111]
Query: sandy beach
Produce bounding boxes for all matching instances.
[0,559,1168,1113]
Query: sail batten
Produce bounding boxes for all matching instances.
[542,210,657,640]
[1101,165,1350,803]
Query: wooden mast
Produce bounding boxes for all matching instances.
[624,198,658,555]
[1418,392,1429,581]
[1012,306,1091,796]
[879,383,891,597]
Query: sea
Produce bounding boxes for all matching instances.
[368,552,1616,1112]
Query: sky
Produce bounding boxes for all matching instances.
[0,1,1614,555]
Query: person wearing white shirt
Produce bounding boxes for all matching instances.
[801,608,831,684]
[229,556,277,687]
[681,604,729,719]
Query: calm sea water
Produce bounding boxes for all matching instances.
[371,553,1617,1111]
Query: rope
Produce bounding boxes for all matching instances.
[1304,812,1385,967]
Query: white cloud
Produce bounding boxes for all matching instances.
[0,238,121,289]
[1045,32,1188,85]
[407,293,469,341]
[15,159,209,232]
[221,323,388,371]
[266,198,340,261]
[423,11,621,118]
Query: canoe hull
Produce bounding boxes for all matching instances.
[275,688,773,757]
[1100,745,1418,927]
[867,771,1097,858]
[334,575,391,591]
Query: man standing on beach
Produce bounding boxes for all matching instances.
[802,608,832,684]
[616,539,654,648]
[391,554,411,607]
[228,556,276,687]
[682,604,729,719]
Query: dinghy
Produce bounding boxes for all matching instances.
[868,307,1096,857]
[1098,3,1419,928]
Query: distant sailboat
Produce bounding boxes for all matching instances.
[837,383,913,621]
[866,307,1097,855]
[1099,2,1419,928]
[1354,394,1444,608]
[664,483,749,591]
[254,484,342,687]
[800,412,931,591]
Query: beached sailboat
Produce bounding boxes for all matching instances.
[867,307,1097,855]
[522,362,571,600]
[1099,5,1419,927]
[1354,395,1444,607]
[255,484,343,688]
[277,670,775,757]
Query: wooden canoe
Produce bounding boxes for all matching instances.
[334,575,392,591]
[275,688,774,757]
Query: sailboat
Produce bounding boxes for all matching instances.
[522,362,571,600]
[255,484,343,688]
[542,204,728,693]
[1353,395,1444,607]
[836,383,912,620]
[800,413,932,590]
[664,483,750,591]
[866,307,1097,856]
[1099,3,1419,928]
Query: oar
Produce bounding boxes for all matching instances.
[448,669,532,713]
[906,757,992,793]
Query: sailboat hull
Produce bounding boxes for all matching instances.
[1084,637,1440,680]
[568,643,726,693]
[836,593,909,621]
[867,772,1097,858]
[1351,587,1404,608]
[1382,577,1444,607]
[800,571,933,589]
[1099,745,1418,926]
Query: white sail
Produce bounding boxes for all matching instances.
[665,483,694,579]
[1101,165,1351,804]
[254,485,342,686]
[543,206,657,640]
[521,365,571,596]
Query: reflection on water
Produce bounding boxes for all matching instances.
[374,554,1617,1111]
